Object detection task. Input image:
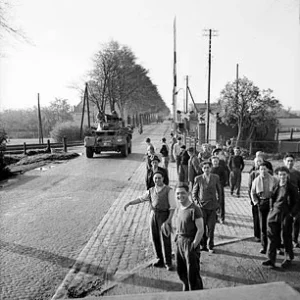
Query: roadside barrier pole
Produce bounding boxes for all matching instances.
[23,142,27,155]
[63,137,67,152]
[47,140,51,153]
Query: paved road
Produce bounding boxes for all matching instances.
[0,122,169,300]
[48,126,264,300]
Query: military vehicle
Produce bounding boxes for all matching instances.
[84,113,132,158]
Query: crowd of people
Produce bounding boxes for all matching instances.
[248,152,300,268]
[123,133,300,291]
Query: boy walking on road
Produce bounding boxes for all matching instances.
[159,138,170,171]
[211,156,227,223]
[173,137,182,175]
[262,166,299,268]
[283,153,300,248]
[124,171,175,270]
[187,147,202,191]
[192,161,221,253]
[174,183,204,291]
[228,146,244,197]
[251,163,277,254]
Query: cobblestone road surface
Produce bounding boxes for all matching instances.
[0,122,168,300]
[51,124,257,299]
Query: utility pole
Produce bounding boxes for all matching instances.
[80,86,86,139]
[37,93,43,144]
[203,29,218,144]
[185,75,189,113]
[85,83,91,128]
[236,63,239,103]
[172,17,177,130]
[183,75,189,145]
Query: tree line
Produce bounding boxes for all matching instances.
[83,40,170,119]
[217,76,298,145]
[0,40,170,140]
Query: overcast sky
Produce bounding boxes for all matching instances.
[0,0,299,112]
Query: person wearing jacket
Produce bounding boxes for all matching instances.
[248,156,264,242]
[187,147,202,191]
[251,163,277,254]
[283,153,300,248]
[262,166,299,268]
[211,156,227,223]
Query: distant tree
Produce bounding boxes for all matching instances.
[88,40,169,119]
[218,77,281,145]
[0,108,38,138]
[42,98,73,136]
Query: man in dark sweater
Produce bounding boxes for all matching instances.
[228,147,245,197]
[179,145,189,184]
[192,161,221,252]
[175,183,204,290]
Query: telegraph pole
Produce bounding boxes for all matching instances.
[85,83,91,128]
[172,17,177,129]
[185,75,189,113]
[37,93,43,144]
[203,29,218,144]
[236,63,239,103]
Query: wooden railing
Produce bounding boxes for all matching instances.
[3,139,84,155]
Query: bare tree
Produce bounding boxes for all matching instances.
[0,0,28,42]
[88,40,169,120]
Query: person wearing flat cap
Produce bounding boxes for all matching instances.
[145,155,169,190]
[124,170,175,271]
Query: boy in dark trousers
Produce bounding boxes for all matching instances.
[175,183,204,291]
[262,166,299,268]
[211,156,227,223]
[228,146,244,197]
[283,153,300,248]
[192,161,221,253]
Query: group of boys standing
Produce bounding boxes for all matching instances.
[123,134,300,291]
[248,151,300,268]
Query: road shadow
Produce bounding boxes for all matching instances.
[90,152,145,162]
[222,221,253,229]
[215,248,267,261]
[0,174,41,189]
[201,270,262,285]
[109,272,182,293]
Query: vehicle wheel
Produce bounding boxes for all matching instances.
[121,143,128,157]
[86,147,94,158]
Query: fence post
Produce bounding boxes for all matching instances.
[23,142,27,155]
[63,137,67,152]
[275,128,279,141]
[290,128,294,141]
[249,140,253,156]
[278,140,281,153]
[47,139,51,152]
